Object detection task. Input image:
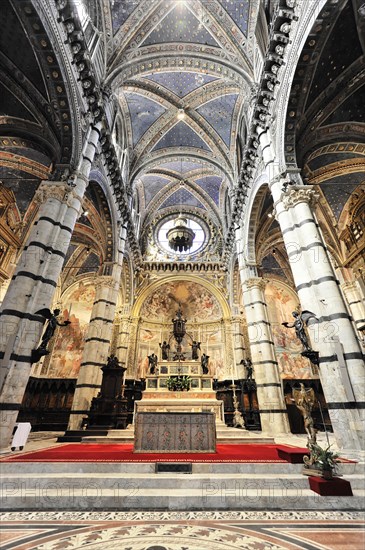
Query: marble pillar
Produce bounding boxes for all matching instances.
[232,315,247,379]
[68,224,127,431]
[271,181,365,449]
[241,276,289,434]
[0,123,101,449]
[341,280,365,335]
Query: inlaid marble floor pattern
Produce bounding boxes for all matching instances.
[1,511,364,550]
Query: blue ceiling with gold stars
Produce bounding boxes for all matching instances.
[152,122,211,152]
[142,5,219,47]
[159,188,206,210]
[125,93,166,146]
[112,0,250,218]
[197,94,238,146]
[142,72,218,98]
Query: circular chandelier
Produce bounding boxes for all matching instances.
[166,214,195,252]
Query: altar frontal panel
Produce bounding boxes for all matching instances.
[134,412,216,453]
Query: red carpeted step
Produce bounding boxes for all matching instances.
[1,444,308,463]
[308,476,353,496]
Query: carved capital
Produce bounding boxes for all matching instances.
[244,277,268,291]
[281,186,319,210]
[94,275,117,291]
[34,181,69,204]
[341,281,359,294]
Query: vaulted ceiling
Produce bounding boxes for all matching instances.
[105,0,256,234]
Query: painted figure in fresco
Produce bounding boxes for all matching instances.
[201,353,210,375]
[35,308,71,351]
[190,340,201,360]
[282,310,317,351]
[148,353,158,374]
[159,341,170,360]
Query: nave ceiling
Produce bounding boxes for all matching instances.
[103,0,257,260]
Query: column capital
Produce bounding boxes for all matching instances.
[94,275,116,291]
[34,181,69,204]
[244,277,268,291]
[34,181,83,210]
[281,186,319,210]
[341,281,359,293]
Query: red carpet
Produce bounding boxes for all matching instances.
[2,443,309,463]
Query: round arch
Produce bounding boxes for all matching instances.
[132,273,231,320]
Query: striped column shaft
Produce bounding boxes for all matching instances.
[116,316,131,367]
[232,316,247,378]
[68,265,122,430]
[341,281,365,333]
[0,123,101,449]
[270,178,365,450]
[242,277,289,434]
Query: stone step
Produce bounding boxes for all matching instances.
[1,484,363,511]
[1,460,360,475]
[1,472,363,490]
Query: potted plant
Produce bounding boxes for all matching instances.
[166,375,191,392]
[303,443,339,479]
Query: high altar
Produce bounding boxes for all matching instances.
[135,360,224,422]
[134,305,225,451]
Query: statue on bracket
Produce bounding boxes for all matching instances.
[31,308,71,363]
[240,358,254,380]
[282,310,319,365]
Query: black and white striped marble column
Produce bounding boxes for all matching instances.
[341,281,365,335]
[0,124,101,449]
[241,276,289,434]
[68,267,122,430]
[68,224,127,430]
[270,178,365,450]
[232,315,247,379]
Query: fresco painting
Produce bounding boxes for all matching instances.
[141,281,222,321]
[265,281,315,379]
[45,282,96,379]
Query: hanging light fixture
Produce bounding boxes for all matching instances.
[166,174,195,253]
[167,214,195,252]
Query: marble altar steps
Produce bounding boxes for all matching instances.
[80,426,274,445]
[1,460,364,510]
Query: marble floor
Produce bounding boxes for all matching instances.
[1,510,364,549]
[1,433,364,548]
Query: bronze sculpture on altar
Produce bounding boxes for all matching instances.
[148,353,158,374]
[159,341,170,360]
[171,303,187,360]
[190,340,201,360]
[201,353,209,374]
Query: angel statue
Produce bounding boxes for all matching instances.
[292,383,317,445]
[31,308,71,363]
[36,308,71,351]
[282,310,317,351]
